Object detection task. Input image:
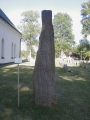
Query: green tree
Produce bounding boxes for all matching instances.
[19,10,40,59]
[55,40,71,57]
[21,50,29,58]
[81,0,90,37]
[31,47,37,58]
[53,12,75,57]
[75,39,90,60]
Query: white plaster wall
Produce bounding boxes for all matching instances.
[0,18,22,64]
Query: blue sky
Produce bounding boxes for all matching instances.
[0,0,89,44]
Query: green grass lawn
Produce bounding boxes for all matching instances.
[0,62,90,120]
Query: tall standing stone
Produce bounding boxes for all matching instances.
[33,10,56,107]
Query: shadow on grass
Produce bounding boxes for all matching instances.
[0,63,90,120]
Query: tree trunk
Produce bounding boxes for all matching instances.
[33,10,56,107]
[29,49,31,60]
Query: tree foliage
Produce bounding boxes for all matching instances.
[19,10,40,54]
[21,50,29,58]
[81,0,90,37]
[53,12,75,57]
[55,40,71,57]
[74,39,90,60]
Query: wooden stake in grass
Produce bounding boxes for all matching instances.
[33,10,56,107]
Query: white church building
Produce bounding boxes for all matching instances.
[0,9,22,64]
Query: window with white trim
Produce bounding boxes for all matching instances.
[1,39,4,59]
[11,42,13,59]
[14,44,16,58]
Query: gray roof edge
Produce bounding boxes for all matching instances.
[0,9,22,35]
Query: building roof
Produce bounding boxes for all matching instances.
[0,9,21,34]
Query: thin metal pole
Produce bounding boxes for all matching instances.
[18,64,20,107]
[81,51,82,63]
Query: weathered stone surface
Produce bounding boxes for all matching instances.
[33,10,56,106]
